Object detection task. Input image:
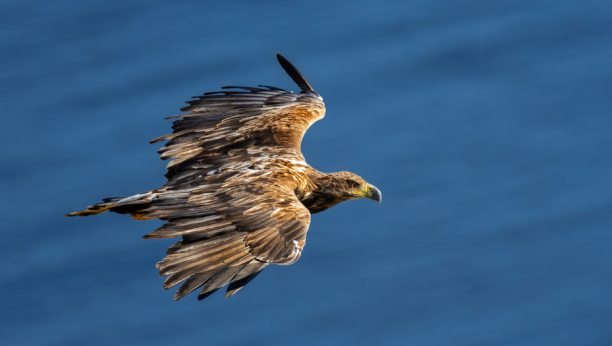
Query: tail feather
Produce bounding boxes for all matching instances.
[65,202,117,217]
[66,192,154,218]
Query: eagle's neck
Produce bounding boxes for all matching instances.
[296,170,347,214]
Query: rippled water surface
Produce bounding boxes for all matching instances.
[1,1,611,345]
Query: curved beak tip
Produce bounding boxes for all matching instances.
[367,185,382,205]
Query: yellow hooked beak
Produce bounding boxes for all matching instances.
[354,184,382,205]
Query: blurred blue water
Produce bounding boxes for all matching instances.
[1,0,611,345]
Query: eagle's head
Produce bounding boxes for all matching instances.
[330,171,382,205]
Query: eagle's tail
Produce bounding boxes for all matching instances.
[66,193,154,220]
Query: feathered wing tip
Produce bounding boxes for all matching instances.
[65,208,108,217]
[170,260,269,301]
[65,196,152,219]
[225,261,268,298]
[65,199,119,217]
[276,53,315,93]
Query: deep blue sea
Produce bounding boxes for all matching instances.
[1,1,611,345]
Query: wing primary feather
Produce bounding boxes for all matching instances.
[221,86,267,92]
[174,272,217,301]
[225,261,269,298]
[276,53,315,93]
[258,85,286,91]
[197,289,219,301]
[197,266,244,300]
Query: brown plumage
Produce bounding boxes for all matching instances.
[67,54,382,301]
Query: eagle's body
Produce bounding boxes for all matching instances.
[68,54,381,301]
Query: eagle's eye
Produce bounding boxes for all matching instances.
[347,181,358,189]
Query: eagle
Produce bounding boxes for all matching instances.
[67,54,381,301]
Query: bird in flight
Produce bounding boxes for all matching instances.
[67,54,381,301]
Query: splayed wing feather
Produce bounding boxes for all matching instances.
[197,266,245,300]
[174,272,218,301]
[226,261,269,298]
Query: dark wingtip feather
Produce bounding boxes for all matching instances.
[197,289,219,301]
[174,272,217,301]
[225,263,268,298]
[65,207,108,217]
[221,86,267,92]
[258,85,286,91]
[276,53,315,93]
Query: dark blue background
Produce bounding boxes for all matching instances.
[1,1,611,345]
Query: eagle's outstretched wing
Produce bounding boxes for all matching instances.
[152,54,324,182]
[138,54,324,300]
[146,178,311,300]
